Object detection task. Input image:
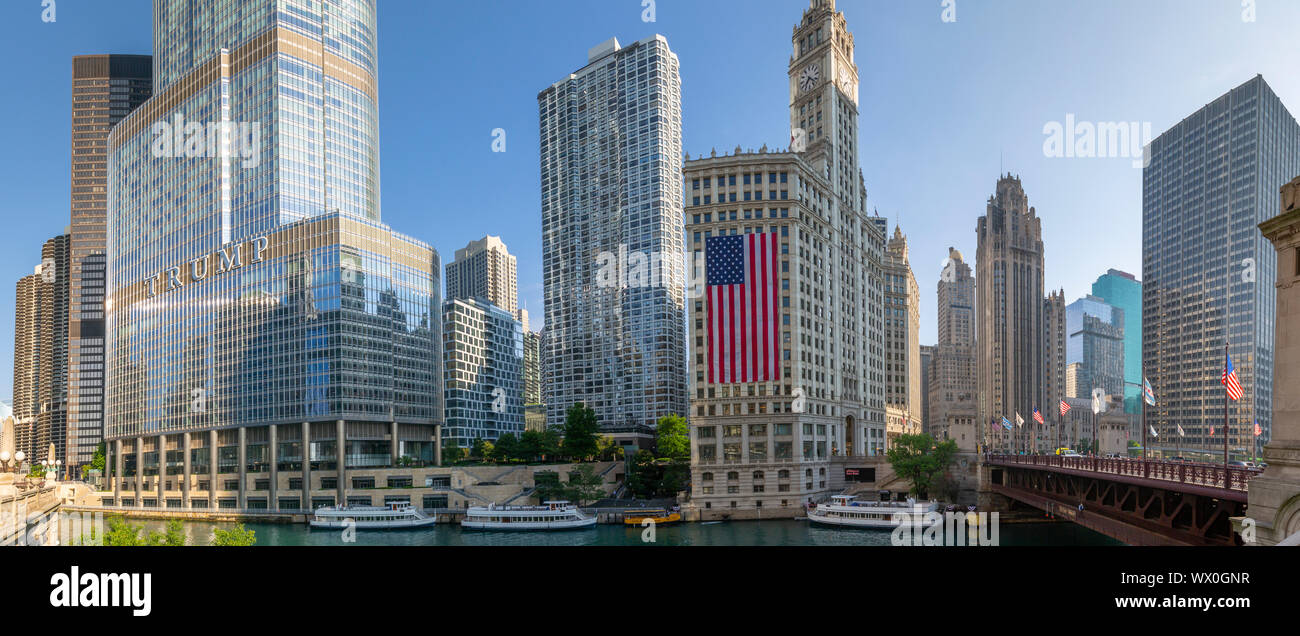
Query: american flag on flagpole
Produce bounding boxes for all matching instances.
[1033,408,1044,425]
[1059,400,1071,416]
[706,233,780,384]
[1223,351,1243,401]
[1254,421,1262,437]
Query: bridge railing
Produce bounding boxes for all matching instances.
[983,454,1262,492]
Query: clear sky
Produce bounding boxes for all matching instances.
[1,0,1298,401]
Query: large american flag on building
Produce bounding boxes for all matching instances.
[1223,351,1243,401]
[706,233,780,384]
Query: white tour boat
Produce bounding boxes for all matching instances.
[808,495,942,530]
[309,501,435,530]
[461,500,597,531]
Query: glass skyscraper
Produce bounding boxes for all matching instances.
[104,0,443,511]
[1143,75,1300,455]
[442,298,525,450]
[538,36,686,439]
[1091,269,1141,414]
[1066,295,1125,400]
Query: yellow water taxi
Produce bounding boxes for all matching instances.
[623,509,681,525]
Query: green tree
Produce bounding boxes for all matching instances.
[564,464,606,505]
[533,471,565,502]
[518,430,543,462]
[493,433,520,463]
[625,450,659,498]
[211,523,257,546]
[655,414,690,461]
[885,434,958,500]
[441,441,465,465]
[538,428,563,461]
[561,403,600,461]
[596,435,625,462]
[659,461,690,497]
[471,439,495,462]
[102,516,146,546]
[146,520,188,546]
[91,442,107,472]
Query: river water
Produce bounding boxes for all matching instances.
[135,518,1122,547]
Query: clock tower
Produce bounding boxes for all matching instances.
[789,0,860,210]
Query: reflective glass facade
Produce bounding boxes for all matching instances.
[1090,270,1142,414]
[106,0,441,451]
[1143,75,1300,452]
[1066,295,1125,400]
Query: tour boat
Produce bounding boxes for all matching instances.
[461,500,597,531]
[309,501,435,530]
[808,495,941,530]
[622,508,682,526]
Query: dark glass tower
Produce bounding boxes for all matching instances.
[1143,75,1300,456]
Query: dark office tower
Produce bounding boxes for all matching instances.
[12,235,71,468]
[976,175,1048,451]
[1144,75,1300,456]
[68,55,152,474]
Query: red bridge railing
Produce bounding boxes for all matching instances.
[984,454,1262,492]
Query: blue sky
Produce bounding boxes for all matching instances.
[1,0,1298,400]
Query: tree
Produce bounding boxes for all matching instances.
[442,441,465,465]
[211,523,257,546]
[596,435,625,462]
[101,516,145,546]
[625,450,659,498]
[518,430,543,462]
[655,414,690,461]
[538,428,562,461]
[90,442,107,472]
[471,439,495,462]
[493,433,520,463]
[564,464,606,505]
[561,403,600,461]
[148,520,188,546]
[885,434,958,500]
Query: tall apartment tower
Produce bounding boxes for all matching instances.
[683,0,886,520]
[1144,75,1299,456]
[104,0,444,512]
[538,35,686,438]
[12,235,71,468]
[883,226,921,433]
[442,298,525,449]
[931,247,978,450]
[976,175,1049,451]
[919,344,934,433]
[445,236,518,313]
[523,331,542,406]
[68,55,152,474]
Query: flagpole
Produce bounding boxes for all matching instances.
[1141,386,1147,460]
[1224,342,1230,471]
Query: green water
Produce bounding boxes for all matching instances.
[138,518,1123,547]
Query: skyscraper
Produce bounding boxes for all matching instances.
[683,0,886,519]
[442,298,524,450]
[920,344,934,433]
[883,226,921,434]
[523,331,542,406]
[445,236,518,314]
[68,55,153,474]
[976,175,1050,451]
[1066,295,1126,400]
[538,35,686,438]
[104,0,443,511]
[931,247,977,449]
[1144,75,1300,455]
[1091,269,1142,414]
[12,235,70,469]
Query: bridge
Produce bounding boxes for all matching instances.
[983,454,1264,546]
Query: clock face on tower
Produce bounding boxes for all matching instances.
[799,63,820,93]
